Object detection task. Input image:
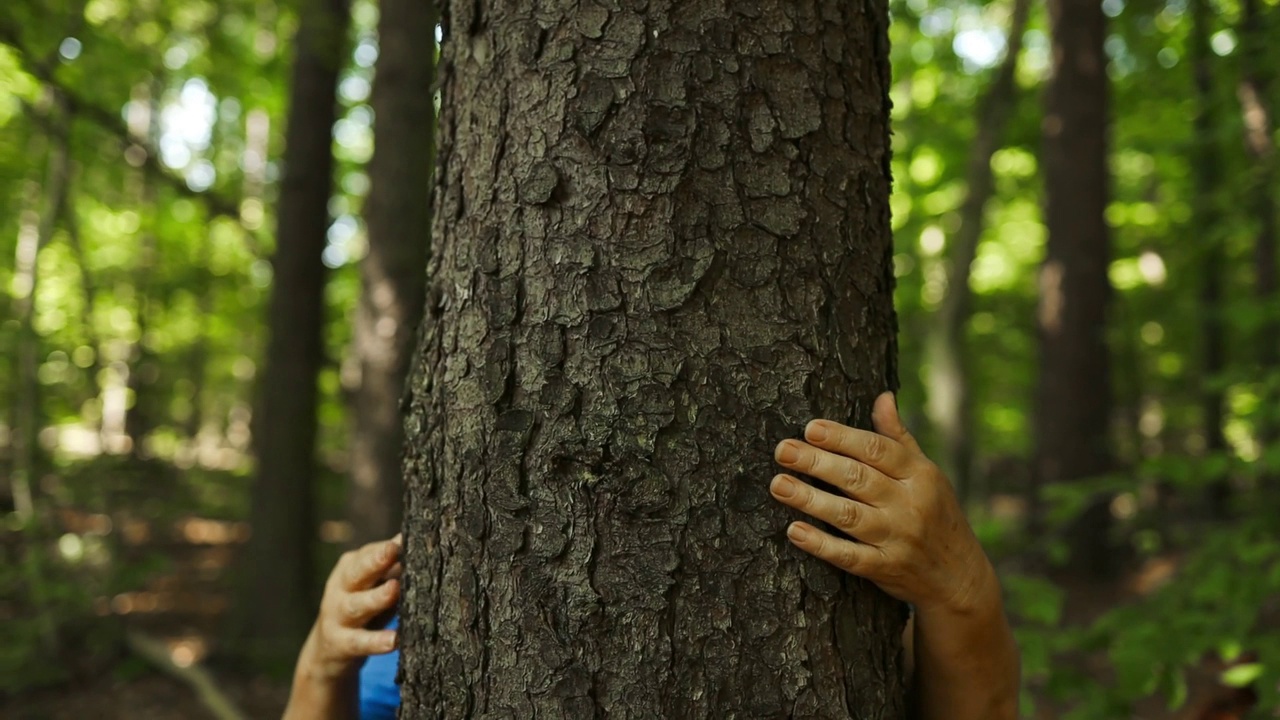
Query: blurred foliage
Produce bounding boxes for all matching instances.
[0,0,1278,715]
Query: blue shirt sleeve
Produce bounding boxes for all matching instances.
[358,615,401,720]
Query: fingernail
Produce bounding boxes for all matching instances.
[787,524,810,543]
[777,442,799,464]
[771,475,797,498]
[807,422,828,442]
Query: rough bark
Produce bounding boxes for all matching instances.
[347,0,437,546]
[400,1,907,717]
[238,0,350,665]
[923,0,1030,504]
[1191,0,1229,515]
[1035,0,1115,575]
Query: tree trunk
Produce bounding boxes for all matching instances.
[11,92,70,525]
[184,243,213,440]
[237,0,350,666]
[64,198,104,424]
[1239,0,1278,446]
[399,1,908,717]
[124,83,159,454]
[347,0,437,547]
[923,0,1030,504]
[1191,0,1230,515]
[1035,0,1115,575]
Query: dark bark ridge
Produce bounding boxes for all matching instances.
[401,1,906,717]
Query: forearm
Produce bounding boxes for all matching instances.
[912,566,1020,720]
[282,635,360,720]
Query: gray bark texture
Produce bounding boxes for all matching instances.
[398,1,908,717]
[348,0,437,546]
[1035,0,1115,574]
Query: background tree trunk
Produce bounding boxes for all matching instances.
[399,1,908,717]
[347,0,437,547]
[123,82,158,454]
[923,0,1030,504]
[237,0,350,666]
[1239,0,1278,449]
[1035,0,1115,575]
[1191,0,1229,516]
[10,93,70,525]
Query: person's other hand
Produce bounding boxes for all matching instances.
[769,393,997,618]
[300,535,402,681]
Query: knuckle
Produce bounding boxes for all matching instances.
[791,482,815,510]
[800,447,820,474]
[354,634,374,655]
[877,547,903,576]
[837,544,861,571]
[379,582,398,605]
[864,436,887,462]
[810,531,832,559]
[841,461,864,493]
[837,500,861,531]
[342,597,363,623]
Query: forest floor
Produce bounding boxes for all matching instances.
[0,491,1260,719]
[2,511,294,719]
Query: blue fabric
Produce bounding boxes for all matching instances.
[358,616,401,720]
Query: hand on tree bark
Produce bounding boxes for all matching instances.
[768,392,999,618]
[770,393,1019,720]
[284,536,403,720]
[302,535,403,680]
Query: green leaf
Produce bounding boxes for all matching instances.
[1221,663,1264,688]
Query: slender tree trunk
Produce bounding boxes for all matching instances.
[64,198,104,422]
[238,0,351,665]
[1191,0,1230,515]
[1239,0,1278,448]
[184,245,213,440]
[347,0,437,546]
[399,1,908,717]
[923,0,1030,504]
[9,94,70,655]
[10,94,70,524]
[1035,0,1115,575]
[123,83,158,453]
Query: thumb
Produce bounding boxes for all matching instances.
[872,392,922,455]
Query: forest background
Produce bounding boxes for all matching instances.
[1,0,1278,718]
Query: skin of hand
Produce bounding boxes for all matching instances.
[769,392,1020,720]
[282,535,402,720]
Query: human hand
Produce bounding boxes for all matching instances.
[769,393,998,619]
[299,535,403,681]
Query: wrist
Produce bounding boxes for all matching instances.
[921,549,1002,623]
[283,630,361,720]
